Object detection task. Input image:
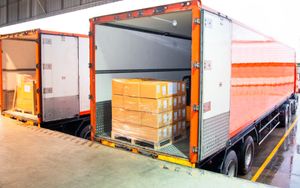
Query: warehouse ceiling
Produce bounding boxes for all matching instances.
[0,0,119,27]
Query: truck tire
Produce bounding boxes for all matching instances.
[80,125,91,140]
[279,104,289,127]
[221,150,238,177]
[238,136,254,175]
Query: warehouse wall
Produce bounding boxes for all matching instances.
[0,0,119,27]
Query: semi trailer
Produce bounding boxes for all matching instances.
[88,0,298,176]
[0,29,91,138]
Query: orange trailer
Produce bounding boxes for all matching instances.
[89,0,297,176]
[0,29,91,138]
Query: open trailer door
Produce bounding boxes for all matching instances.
[198,10,232,161]
[40,34,80,122]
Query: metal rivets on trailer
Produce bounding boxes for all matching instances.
[193,18,201,25]
[193,105,200,112]
[192,146,198,153]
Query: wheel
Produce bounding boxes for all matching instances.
[80,125,91,140]
[291,99,297,115]
[221,150,238,177]
[279,104,289,128]
[238,136,254,175]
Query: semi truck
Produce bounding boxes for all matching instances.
[89,0,297,176]
[0,29,91,138]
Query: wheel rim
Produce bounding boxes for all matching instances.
[227,162,236,177]
[245,145,252,167]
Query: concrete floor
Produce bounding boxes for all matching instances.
[0,116,268,188]
[240,110,300,188]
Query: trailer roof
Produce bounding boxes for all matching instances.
[0,29,88,41]
[90,0,294,51]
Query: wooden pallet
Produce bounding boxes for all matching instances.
[111,132,172,150]
[3,110,37,125]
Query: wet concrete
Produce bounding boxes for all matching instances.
[240,108,300,188]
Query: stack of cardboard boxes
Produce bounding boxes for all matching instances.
[111,78,186,148]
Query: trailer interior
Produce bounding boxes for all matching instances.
[0,35,38,122]
[94,10,193,159]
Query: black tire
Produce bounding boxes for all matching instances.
[221,150,238,177]
[80,125,91,140]
[291,100,297,115]
[279,104,289,128]
[238,136,254,175]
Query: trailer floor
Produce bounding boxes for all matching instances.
[0,116,268,188]
[240,107,300,188]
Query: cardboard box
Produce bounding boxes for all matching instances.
[166,81,178,96]
[170,97,179,110]
[172,109,179,122]
[123,96,140,111]
[139,97,171,113]
[178,95,187,108]
[112,79,127,95]
[112,120,172,143]
[112,95,123,108]
[141,111,172,128]
[177,81,186,95]
[124,110,142,125]
[172,123,179,137]
[178,108,186,120]
[14,74,36,114]
[123,79,142,97]
[140,80,167,99]
[112,107,125,122]
[177,121,187,134]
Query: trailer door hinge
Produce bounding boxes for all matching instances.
[36,64,40,69]
[89,95,93,100]
[192,62,200,69]
[194,18,201,25]
[88,63,93,68]
[193,104,200,112]
[192,146,198,153]
[88,31,93,36]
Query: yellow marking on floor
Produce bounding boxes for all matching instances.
[251,115,299,182]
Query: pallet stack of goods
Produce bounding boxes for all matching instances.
[111,78,187,149]
[13,74,37,115]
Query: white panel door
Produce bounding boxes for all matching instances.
[41,34,79,122]
[199,10,232,160]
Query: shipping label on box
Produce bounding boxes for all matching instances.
[141,111,171,128]
[177,81,186,95]
[123,96,140,111]
[167,82,178,96]
[139,98,170,113]
[112,95,123,108]
[140,81,168,99]
[173,110,179,122]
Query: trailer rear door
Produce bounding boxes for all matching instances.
[199,10,232,160]
[41,34,79,122]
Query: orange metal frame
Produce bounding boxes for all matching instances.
[0,29,89,125]
[89,0,202,164]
